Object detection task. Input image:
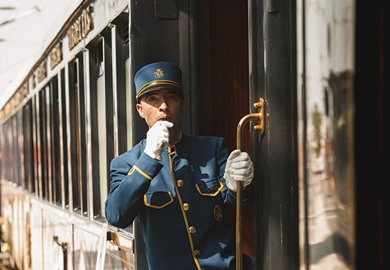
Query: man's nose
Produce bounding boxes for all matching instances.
[159,99,168,110]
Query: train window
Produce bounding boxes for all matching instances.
[13,114,18,184]
[59,68,70,208]
[125,56,132,149]
[48,77,62,205]
[17,107,24,189]
[68,55,88,215]
[5,117,12,182]
[1,120,7,180]
[32,94,40,196]
[44,85,54,202]
[88,29,116,220]
[38,89,48,199]
[6,117,15,181]
[15,110,23,187]
[22,101,35,193]
[86,11,130,221]
[100,29,115,163]
[13,115,18,184]
[87,36,111,220]
[5,116,15,184]
[86,39,102,219]
[1,121,6,181]
[68,59,79,211]
[2,118,14,182]
[111,12,130,153]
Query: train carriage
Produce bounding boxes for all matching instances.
[0,0,385,269]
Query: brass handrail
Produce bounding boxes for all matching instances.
[235,98,264,270]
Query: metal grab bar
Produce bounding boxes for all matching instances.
[235,98,264,270]
[106,231,133,253]
[53,235,68,270]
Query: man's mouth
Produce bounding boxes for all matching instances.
[159,116,169,121]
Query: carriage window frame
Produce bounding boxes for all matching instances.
[86,33,114,221]
[2,118,13,182]
[85,11,129,221]
[38,89,48,199]
[23,100,35,193]
[32,94,40,196]
[68,55,88,215]
[59,68,70,208]
[86,37,106,220]
[111,14,130,155]
[44,85,54,203]
[16,109,23,187]
[47,77,62,205]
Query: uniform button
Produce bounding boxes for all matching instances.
[183,203,190,211]
[188,226,197,234]
[177,179,184,187]
[193,249,200,256]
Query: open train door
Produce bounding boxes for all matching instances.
[196,0,298,269]
[195,0,254,262]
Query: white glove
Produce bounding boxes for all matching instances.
[224,149,254,192]
[144,121,173,160]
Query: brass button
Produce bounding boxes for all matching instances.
[183,203,190,211]
[177,179,184,187]
[188,226,197,234]
[214,205,223,222]
[193,249,200,256]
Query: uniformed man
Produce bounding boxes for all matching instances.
[105,61,254,269]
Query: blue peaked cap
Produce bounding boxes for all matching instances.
[134,61,183,100]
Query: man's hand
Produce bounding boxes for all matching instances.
[144,121,173,160]
[224,149,254,192]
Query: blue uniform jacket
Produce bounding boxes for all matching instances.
[105,134,251,269]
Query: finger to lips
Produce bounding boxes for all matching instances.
[159,120,174,128]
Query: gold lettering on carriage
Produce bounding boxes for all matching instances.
[50,43,62,69]
[67,6,94,50]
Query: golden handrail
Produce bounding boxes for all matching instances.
[235,98,264,270]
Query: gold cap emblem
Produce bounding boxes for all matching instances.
[154,68,164,78]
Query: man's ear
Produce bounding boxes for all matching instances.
[136,103,145,118]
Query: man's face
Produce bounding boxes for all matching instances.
[136,88,184,130]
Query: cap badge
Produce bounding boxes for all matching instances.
[154,68,165,78]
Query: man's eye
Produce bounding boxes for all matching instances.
[146,96,157,102]
[167,94,178,101]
